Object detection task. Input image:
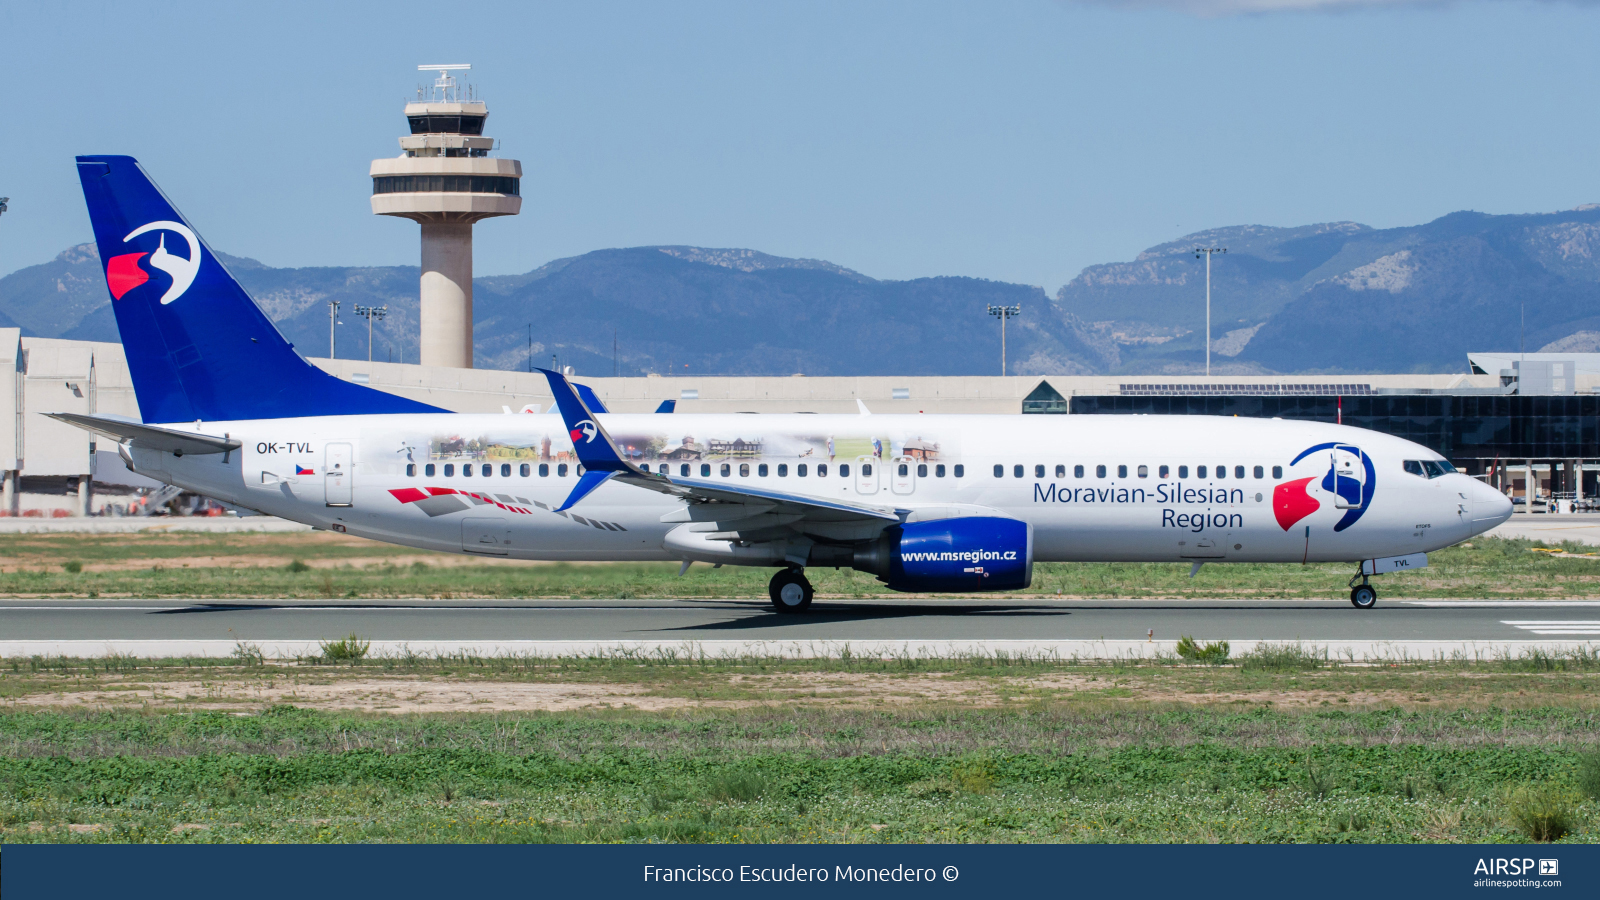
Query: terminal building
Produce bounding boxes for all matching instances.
[3,325,1597,516]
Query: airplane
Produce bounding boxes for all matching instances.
[56,155,1514,613]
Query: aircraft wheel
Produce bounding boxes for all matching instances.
[769,568,814,613]
[1350,584,1377,609]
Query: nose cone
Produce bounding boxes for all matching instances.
[1466,477,1514,533]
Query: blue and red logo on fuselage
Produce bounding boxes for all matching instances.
[1274,442,1376,533]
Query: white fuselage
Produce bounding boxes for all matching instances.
[129,412,1511,565]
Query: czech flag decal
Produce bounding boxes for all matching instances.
[295,465,315,475]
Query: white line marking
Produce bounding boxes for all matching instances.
[1407,601,1600,607]
[1501,620,1600,625]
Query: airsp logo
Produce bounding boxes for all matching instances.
[570,420,598,444]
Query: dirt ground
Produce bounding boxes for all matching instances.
[5,668,1591,714]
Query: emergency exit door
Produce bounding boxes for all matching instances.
[891,456,916,495]
[325,443,353,507]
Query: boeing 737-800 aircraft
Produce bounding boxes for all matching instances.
[57,156,1513,612]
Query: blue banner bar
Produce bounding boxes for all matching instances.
[3,844,1594,899]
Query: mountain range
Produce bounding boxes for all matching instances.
[6,204,1600,376]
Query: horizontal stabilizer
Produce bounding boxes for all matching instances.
[46,412,241,456]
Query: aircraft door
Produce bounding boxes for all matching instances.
[855,456,879,495]
[1330,445,1365,510]
[892,456,916,495]
[325,442,353,507]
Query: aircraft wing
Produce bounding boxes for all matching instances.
[46,412,242,456]
[538,369,902,538]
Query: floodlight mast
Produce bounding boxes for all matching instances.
[354,304,388,363]
[1194,247,1227,376]
[986,303,1021,375]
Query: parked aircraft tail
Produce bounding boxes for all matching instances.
[75,155,445,423]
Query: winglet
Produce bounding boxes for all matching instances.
[857,399,871,415]
[654,399,676,414]
[538,368,633,475]
[558,469,617,511]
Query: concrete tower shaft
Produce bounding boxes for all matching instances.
[371,65,522,369]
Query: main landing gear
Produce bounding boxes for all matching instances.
[1347,570,1378,609]
[769,567,814,614]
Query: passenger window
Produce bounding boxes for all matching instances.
[520,463,530,477]
[1159,465,1169,478]
[444,464,455,477]
[1272,465,1282,479]
[1117,465,1128,478]
[758,464,768,477]
[1055,464,1066,478]
[1234,466,1245,479]
[1215,466,1226,480]
[462,464,472,477]
[406,463,416,477]
[537,464,548,477]
[1013,465,1024,478]
[936,464,946,477]
[425,463,436,477]
[1074,465,1084,478]
[994,464,1003,478]
[818,464,828,477]
[861,464,871,476]
[1253,466,1263,479]
[681,464,691,477]
[798,464,808,477]
[557,464,568,477]
[1137,465,1148,478]
[576,465,585,476]
[739,464,750,477]
[1179,466,1189,478]
[839,463,850,477]
[954,464,964,478]
[720,463,731,477]
[700,464,711,477]
[1034,464,1045,478]
[1096,465,1106,478]
[1196,466,1206,478]
[900,464,910,477]
[917,464,927,478]
[778,463,788,477]
[501,464,511,477]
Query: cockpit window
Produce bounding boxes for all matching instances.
[1405,459,1456,479]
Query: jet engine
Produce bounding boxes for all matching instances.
[849,516,1033,593]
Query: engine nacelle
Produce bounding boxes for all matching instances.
[854,516,1033,593]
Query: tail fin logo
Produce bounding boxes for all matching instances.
[119,221,200,305]
[571,420,598,444]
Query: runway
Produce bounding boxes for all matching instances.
[1,597,1596,660]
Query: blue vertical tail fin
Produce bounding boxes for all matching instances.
[76,155,444,423]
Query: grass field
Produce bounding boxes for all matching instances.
[4,532,1600,599]
[0,654,1597,844]
[3,530,1598,845]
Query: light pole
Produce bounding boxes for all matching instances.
[326,300,341,359]
[987,303,1021,375]
[1194,247,1226,376]
[354,305,387,363]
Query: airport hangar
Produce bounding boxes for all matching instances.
[2,328,1597,517]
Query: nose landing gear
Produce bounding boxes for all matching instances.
[769,567,814,613]
[1348,571,1377,609]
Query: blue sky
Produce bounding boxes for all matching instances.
[3,0,1599,292]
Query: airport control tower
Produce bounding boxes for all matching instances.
[371,65,521,369]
